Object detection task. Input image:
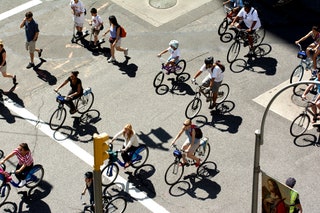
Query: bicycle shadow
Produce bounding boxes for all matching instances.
[33,58,57,85]
[246,56,278,75]
[154,77,193,96]
[168,161,221,199]
[293,133,320,147]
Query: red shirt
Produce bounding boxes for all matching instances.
[13,148,33,166]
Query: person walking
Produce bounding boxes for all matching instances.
[103,15,128,63]
[286,177,303,213]
[81,171,94,212]
[0,40,16,85]
[89,8,103,47]
[70,0,86,37]
[20,11,43,69]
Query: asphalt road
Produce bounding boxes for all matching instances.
[0,0,319,213]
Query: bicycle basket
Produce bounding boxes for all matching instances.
[56,95,65,103]
[173,150,182,159]
[297,51,307,59]
[108,151,118,162]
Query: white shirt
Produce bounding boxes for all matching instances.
[113,130,140,150]
[91,15,103,29]
[199,64,224,82]
[70,0,85,23]
[168,47,180,59]
[237,7,261,30]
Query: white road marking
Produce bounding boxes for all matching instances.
[0,0,42,21]
[3,98,170,213]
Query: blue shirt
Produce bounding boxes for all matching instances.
[24,19,39,42]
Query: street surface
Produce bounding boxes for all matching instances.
[0,0,319,212]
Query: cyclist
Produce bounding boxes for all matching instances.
[192,57,225,109]
[0,143,34,187]
[230,1,262,57]
[54,71,83,114]
[223,0,244,19]
[82,171,94,211]
[302,69,320,123]
[170,119,201,167]
[157,40,181,74]
[109,124,140,168]
[295,25,320,76]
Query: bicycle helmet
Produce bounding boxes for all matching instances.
[84,171,93,179]
[243,1,252,8]
[204,57,214,65]
[285,177,296,188]
[169,40,179,49]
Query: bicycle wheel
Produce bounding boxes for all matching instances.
[216,83,230,104]
[194,139,211,163]
[218,18,229,36]
[49,107,67,130]
[227,42,241,63]
[253,44,272,57]
[0,184,10,205]
[0,201,17,213]
[290,65,304,84]
[185,98,202,119]
[153,71,164,88]
[290,114,310,137]
[103,183,123,198]
[25,164,44,188]
[101,163,119,186]
[104,196,127,213]
[254,27,266,45]
[76,92,94,114]
[174,59,186,75]
[131,145,149,168]
[293,83,308,97]
[164,161,184,185]
[0,150,3,159]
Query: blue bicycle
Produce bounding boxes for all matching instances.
[101,144,149,186]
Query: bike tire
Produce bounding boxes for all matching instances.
[131,145,149,168]
[164,161,184,185]
[153,71,164,88]
[174,59,186,75]
[104,196,127,213]
[49,107,67,130]
[293,83,308,97]
[220,32,234,43]
[25,164,44,188]
[76,92,94,114]
[227,42,241,63]
[254,27,266,45]
[103,183,123,198]
[290,114,310,137]
[253,44,272,57]
[0,184,10,205]
[290,65,304,84]
[218,18,229,36]
[185,98,202,119]
[0,201,17,212]
[216,83,230,104]
[0,150,3,159]
[194,138,211,163]
[101,163,119,187]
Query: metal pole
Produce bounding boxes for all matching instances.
[251,129,261,213]
[93,169,103,213]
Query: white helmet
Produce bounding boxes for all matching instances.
[169,40,179,49]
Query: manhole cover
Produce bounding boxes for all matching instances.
[149,0,177,9]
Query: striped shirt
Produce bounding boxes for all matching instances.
[13,148,33,166]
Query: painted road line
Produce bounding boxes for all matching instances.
[3,98,170,213]
[0,0,42,21]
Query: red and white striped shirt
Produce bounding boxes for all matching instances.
[13,148,33,166]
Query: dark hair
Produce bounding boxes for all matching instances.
[19,143,30,151]
[286,177,296,188]
[25,11,33,19]
[109,15,119,26]
[243,1,252,8]
[312,25,319,32]
[90,8,97,14]
[72,71,79,76]
[85,171,93,179]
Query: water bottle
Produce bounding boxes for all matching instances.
[83,87,91,96]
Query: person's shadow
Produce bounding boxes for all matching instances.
[33,58,57,85]
[113,56,138,77]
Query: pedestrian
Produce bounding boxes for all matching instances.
[0,143,34,187]
[19,11,43,69]
[89,8,103,47]
[70,0,86,37]
[0,40,17,85]
[81,171,94,211]
[286,177,303,213]
[103,15,128,63]
[109,124,139,168]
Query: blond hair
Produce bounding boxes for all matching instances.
[123,124,134,140]
[0,40,3,48]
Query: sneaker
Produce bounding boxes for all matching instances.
[124,48,128,56]
[26,62,34,69]
[18,179,26,187]
[38,49,43,58]
[108,57,116,63]
[12,75,17,85]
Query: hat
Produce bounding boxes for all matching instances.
[286,177,296,188]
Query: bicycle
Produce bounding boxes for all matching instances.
[0,163,44,205]
[290,99,319,137]
[218,5,234,36]
[164,138,211,185]
[153,57,187,88]
[226,26,266,63]
[101,144,149,186]
[49,87,94,130]
[290,44,320,84]
[185,80,230,119]
[82,194,127,213]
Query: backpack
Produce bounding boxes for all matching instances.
[119,25,127,38]
[190,125,203,139]
[215,60,225,72]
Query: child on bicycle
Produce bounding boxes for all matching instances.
[157,40,180,74]
[170,119,201,167]
[109,124,140,168]
[82,171,94,211]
